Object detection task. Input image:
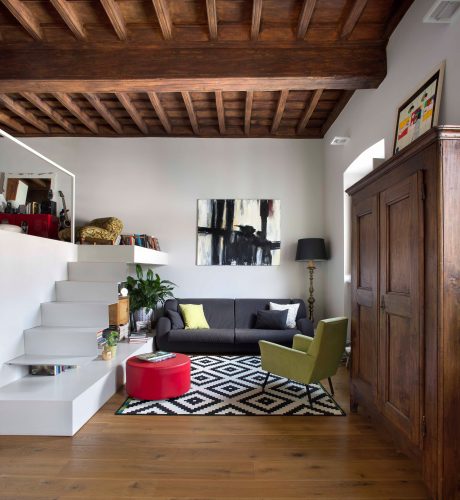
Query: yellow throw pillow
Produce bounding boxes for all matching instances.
[179,304,210,330]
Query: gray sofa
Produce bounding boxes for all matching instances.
[156,298,314,354]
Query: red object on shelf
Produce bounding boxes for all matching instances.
[126,353,191,400]
[0,214,59,239]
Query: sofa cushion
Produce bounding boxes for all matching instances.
[235,328,300,344]
[165,299,235,329]
[166,309,185,330]
[269,302,300,329]
[235,299,291,328]
[254,309,288,330]
[169,328,235,344]
[179,304,210,329]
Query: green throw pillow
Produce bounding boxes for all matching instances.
[179,304,210,329]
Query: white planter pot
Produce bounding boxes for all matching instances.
[133,308,154,329]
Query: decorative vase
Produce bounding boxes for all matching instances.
[133,308,154,330]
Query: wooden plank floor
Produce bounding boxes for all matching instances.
[0,366,429,499]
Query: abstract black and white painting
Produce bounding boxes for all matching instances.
[197,199,281,266]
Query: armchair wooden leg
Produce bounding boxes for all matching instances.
[262,372,270,391]
[328,377,334,396]
[305,384,313,408]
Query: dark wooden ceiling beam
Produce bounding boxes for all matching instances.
[215,91,226,134]
[0,94,49,133]
[340,0,369,40]
[244,91,253,136]
[100,0,128,41]
[116,93,148,134]
[152,0,173,40]
[251,0,263,41]
[0,109,26,134]
[0,45,387,93]
[384,0,414,39]
[50,0,86,40]
[148,92,171,134]
[321,90,354,136]
[84,93,122,134]
[21,92,75,133]
[297,0,317,39]
[206,0,218,41]
[54,92,98,134]
[271,89,289,134]
[181,92,199,135]
[297,89,323,134]
[0,0,43,40]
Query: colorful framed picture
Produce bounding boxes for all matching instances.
[393,61,445,154]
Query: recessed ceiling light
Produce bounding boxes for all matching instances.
[330,136,350,146]
[424,0,460,23]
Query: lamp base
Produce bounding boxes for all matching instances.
[307,261,316,322]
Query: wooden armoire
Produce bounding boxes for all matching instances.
[347,126,460,500]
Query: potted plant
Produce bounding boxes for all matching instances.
[126,264,176,330]
[102,330,119,360]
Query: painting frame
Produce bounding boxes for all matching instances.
[196,198,281,267]
[393,61,445,155]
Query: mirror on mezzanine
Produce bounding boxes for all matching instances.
[0,128,75,243]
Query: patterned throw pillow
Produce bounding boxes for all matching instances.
[269,302,300,329]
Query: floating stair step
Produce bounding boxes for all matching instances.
[41,302,109,327]
[0,340,153,435]
[68,262,128,282]
[6,354,96,366]
[78,245,168,265]
[56,281,119,303]
[24,326,99,357]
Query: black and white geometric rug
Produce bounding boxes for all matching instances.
[116,355,345,416]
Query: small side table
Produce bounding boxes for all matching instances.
[126,353,191,400]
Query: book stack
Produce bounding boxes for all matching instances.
[128,331,149,344]
[120,234,161,251]
[29,365,75,376]
[96,329,106,348]
[137,351,176,363]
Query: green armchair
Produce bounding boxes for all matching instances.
[259,317,348,407]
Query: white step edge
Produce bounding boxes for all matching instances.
[41,302,110,327]
[7,354,96,366]
[78,245,168,265]
[0,340,153,436]
[56,281,119,303]
[68,262,128,282]
[24,326,99,357]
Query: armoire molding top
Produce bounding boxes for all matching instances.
[346,125,460,196]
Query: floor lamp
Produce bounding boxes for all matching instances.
[295,238,327,323]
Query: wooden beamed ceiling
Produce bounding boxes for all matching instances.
[0,0,414,139]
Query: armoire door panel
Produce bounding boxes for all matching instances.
[379,171,424,447]
[351,196,379,400]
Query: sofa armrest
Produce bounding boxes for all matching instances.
[292,334,314,353]
[156,316,171,341]
[296,317,314,336]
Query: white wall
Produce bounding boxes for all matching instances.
[0,231,76,387]
[322,0,460,317]
[21,138,325,316]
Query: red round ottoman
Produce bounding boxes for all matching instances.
[126,353,191,400]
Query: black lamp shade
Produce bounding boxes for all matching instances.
[296,238,327,261]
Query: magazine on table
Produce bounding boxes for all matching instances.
[136,351,176,363]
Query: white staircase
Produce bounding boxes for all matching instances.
[0,247,162,436]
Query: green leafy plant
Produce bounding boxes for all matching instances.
[126,264,176,313]
[104,330,119,347]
